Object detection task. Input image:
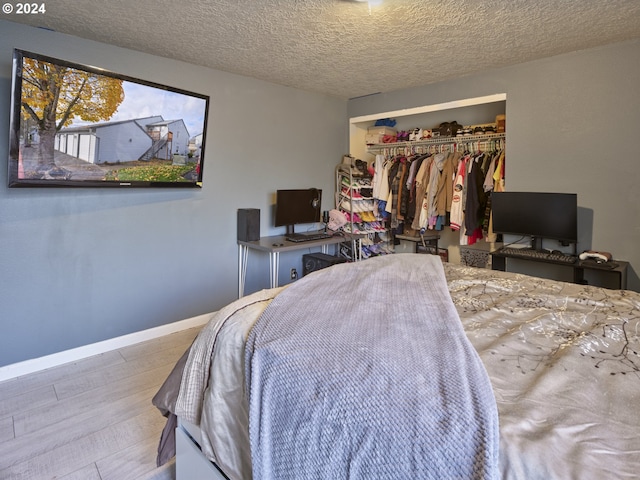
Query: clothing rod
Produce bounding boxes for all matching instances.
[367,132,505,152]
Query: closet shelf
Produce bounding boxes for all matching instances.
[367,132,505,152]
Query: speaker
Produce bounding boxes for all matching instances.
[302,252,346,276]
[237,208,260,242]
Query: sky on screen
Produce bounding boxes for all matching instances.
[70,81,207,139]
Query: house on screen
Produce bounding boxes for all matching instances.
[188,132,204,159]
[55,115,190,164]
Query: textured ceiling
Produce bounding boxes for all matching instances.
[5,0,640,99]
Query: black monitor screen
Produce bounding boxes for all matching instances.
[491,192,577,243]
[274,189,322,227]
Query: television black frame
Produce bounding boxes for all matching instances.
[491,191,578,248]
[8,49,210,188]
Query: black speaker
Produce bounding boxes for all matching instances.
[302,252,346,276]
[237,208,260,242]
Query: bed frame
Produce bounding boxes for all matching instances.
[175,419,228,479]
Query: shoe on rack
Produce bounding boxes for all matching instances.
[365,210,377,221]
[353,212,363,223]
[342,177,359,189]
[343,186,362,199]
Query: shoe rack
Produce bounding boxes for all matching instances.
[336,163,392,259]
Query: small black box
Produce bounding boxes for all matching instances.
[237,208,260,242]
[303,252,346,276]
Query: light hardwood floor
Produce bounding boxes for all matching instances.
[0,326,201,480]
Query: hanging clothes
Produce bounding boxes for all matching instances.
[410,154,433,231]
[482,150,504,242]
[372,154,388,200]
[404,154,430,231]
[373,154,391,219]
[435,150,461,217]
[385,157,402,229]
[463,153,487,243]
[418,152,446,231]
[450,155,468,232]
[396,160,409,222]
[367,135,505,245]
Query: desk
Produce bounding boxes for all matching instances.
[237,233,360,297]
[574,259,629,290]
[395,233,440,254]
[491,252,629,290]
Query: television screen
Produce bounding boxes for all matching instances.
[8,49,210,188]
[491,192,578,244]
[275,189,322,231]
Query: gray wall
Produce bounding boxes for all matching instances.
[349,39,640,292]
[2,20,638,368]
[0,20,347,367]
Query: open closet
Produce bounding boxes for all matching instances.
[343,94,506,263]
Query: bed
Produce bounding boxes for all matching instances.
[153,253,640,479]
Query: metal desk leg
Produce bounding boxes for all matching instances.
[238,245,248,298]
[353,237,362,261]
[269,251,280,288]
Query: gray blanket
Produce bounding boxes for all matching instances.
[245,254,499,479]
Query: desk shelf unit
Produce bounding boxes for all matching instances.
[490,248,628,290]
[237,233,362,297]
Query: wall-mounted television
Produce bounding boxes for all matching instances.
[275,188,322,234]
[491,192,578,247]
[8,49,210,188]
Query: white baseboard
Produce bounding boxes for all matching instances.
[0,314,210,383]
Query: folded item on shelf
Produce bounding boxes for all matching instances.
[327,209,347,231]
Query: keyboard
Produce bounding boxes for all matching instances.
[497,247,577,264]
[285,232,333,243]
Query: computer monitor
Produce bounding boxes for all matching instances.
[274,188,322,234]
[491,192,578,248]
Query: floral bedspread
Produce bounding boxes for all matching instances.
[443,263,640,479]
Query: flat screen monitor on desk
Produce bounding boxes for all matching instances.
[275,188,322,235]
[491,192,578,249]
